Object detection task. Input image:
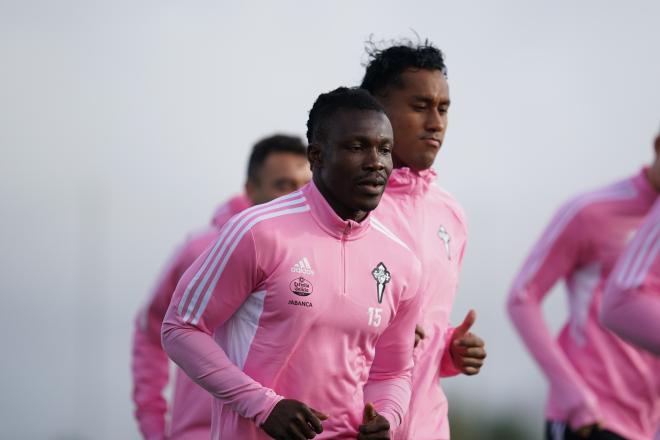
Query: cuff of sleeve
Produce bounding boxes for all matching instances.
[439,327,461,377]
[254,391,285,427]
[137,413,166,440]
[567,396,602,431]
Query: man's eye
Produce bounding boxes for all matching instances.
[413,105,426,111]
[379,145,392,154]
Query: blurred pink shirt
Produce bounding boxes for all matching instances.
[374,167,468,440]
[132,194,250,440]
[602,196,660,355]
[508,169,660,440]
[162,182,423,439]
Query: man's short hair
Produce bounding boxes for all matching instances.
[306,87,386,144]
[360,39,447,96]
[247,134,307,182]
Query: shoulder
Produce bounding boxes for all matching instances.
[553,177,636,227]
[429,183,468,230]
[223,190,310,244]
[369,216,422,273]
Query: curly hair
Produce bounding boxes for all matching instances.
[360,38,447,96]
[247,134,307,182]
[306,87,386,144]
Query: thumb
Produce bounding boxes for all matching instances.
[310,408,329,421]
[363,403,377,424]
[453,309,476,340]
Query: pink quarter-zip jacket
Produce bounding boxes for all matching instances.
[132,194,250,440]
[602,196,660,355]
[373,167,468,440]
[507,169,660,440]
[162,181,423,440]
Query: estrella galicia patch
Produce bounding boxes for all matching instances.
[289,277,313,296]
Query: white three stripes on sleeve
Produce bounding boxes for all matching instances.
[177,191,307,324]
[615,220,660,290]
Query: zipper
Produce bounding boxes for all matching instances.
[341,222,351,295]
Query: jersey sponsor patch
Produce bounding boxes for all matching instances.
[289,277,313,296]
[288,299,313,307]
[371,262,391,304]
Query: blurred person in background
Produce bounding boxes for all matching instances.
[161,87,423,440]
[507,131,660,440]
[361,40,487,440]
[132,134,310,440]
[600,136,660,356]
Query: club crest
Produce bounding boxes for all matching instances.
[438,225,451,261]
[371,262,391,304]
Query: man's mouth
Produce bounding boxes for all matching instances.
[355,176,387,193]
[420,136,442,149]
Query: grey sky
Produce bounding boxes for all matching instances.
[1,1,658,438]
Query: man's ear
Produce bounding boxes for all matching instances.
[308,142,323,170]
[654,133,660,156]
[244,180,256,203]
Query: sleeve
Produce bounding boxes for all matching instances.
[439,227,468,378]
[131,241,190,440]
[506,201,602,429]
[363,262,423,430]
[161,226,283,427]
[438,327,461,377]
[601,200,660,355]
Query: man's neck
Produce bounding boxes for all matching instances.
[313,175,367,222]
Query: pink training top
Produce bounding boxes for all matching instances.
[162,182,423,440]
[374,167,468,440]
[132,194,250,440]
[601,196,660,355]
[507,169,660,440]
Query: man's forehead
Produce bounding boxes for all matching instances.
[397,68,448,96]
[330,109,392,137]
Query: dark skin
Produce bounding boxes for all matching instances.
[262,108,394,439]
[375,68,487,375]
[308,108,394,223]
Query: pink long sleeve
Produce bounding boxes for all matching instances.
[364,278,422,429]
[132,246,186,440]
[507,200,601,429]
[161,226,282,427]
[602,198,660,355]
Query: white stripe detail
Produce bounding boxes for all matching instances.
[620,221,660,289]
[178,192,304,318]
[514,182,635,295]
[214,290,266,369]
[370,216,411,251]
[303,257,312,270]
[191,204,311,324]
[566,262,601,346]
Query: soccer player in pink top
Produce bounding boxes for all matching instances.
[360,41,487,440]
[132,135,311,440]
[601,157,660,355]
[508,132,660,439]
[162,87,424,440]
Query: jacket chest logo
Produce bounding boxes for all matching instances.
[371,262,391,304]
[438,225,451,261]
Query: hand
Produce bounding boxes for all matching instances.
[357,403,390,440]
[575,422,602,438]
[414,324,425,347]
[261,399,328,440]
[450,310,486,375]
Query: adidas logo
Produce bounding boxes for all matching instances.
[291,257,314,275]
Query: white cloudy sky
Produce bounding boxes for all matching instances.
[1,1,658,438]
